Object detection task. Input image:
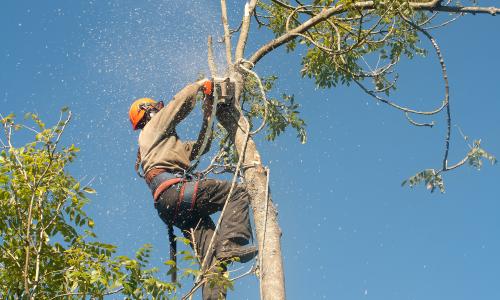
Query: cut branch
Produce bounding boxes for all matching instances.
[207,36,218,78]
[235,0,259,60]
[221,0,233,66]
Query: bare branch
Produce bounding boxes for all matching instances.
[431,5,500,15]
[230,20,243,34]
[237,60,268,135]
[189,221,202,265]
[249,4,345,65]
[405,112,435,127]
[182,278,206,300]
[221,0,233,66]
[207,36,218,78]
[401,15,451,170]
[424,13,463,30]
[270,0,296,11]
[354,77,446,116]
[443,155,468,171]
[235,0,259,60]
[231,264,257,282]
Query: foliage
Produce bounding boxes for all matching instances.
[242,74,307,144]
[0,111,229,299]
[250,0,497,192]
[211,73,308,168]
[257,0,427,90]
[402,140,497,193]
[402,168,445,193]
[466,140,497,170]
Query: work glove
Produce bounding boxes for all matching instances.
[202,80,213,96]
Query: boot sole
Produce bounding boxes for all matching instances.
[218,248,258,263]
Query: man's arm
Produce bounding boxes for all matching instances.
[189,90,215,160]
[144,79,207,136]
[169,79,208,129]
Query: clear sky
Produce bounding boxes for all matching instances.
[1,1,500,299]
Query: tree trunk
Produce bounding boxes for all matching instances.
[211,1,286,297]
[218,70,286,300]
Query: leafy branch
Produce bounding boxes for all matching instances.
[402,140,496,193]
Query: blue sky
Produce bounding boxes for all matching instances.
[1,1,500,299]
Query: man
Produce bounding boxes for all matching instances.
[129,78,257,300]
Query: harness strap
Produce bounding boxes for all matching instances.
[148,172,201,273]
[153,178,183,201]
[191,180,200,209]
[172,187,183,226]
[149,173,201,215]
[180,180,199,207]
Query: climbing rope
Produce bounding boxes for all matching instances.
[238,59,269,136]
[258,166,270,300]
[199,121,251,272]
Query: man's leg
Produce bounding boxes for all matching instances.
[156,188,227,300]
[194,179,252,245]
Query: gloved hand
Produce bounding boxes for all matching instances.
[202,80,213,96]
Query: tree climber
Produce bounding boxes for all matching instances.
[129,78,257,300]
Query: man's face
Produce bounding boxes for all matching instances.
[138,101,164,129]
[148,101,164,118]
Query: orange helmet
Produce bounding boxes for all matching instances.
[129,98,157,130]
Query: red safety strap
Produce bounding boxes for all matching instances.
[172,179,186,224]
[153,178,183,201]
[191,180,200,210]
[163,178,200,224]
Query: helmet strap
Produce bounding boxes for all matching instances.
[137,101,164,128]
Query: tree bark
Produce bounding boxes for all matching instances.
[214,2,287,299]
[218,70,286,300]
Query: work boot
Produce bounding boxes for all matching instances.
[216,239,258,263]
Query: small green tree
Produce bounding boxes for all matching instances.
[0,110,181,299]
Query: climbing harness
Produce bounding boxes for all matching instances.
[146,170,202,283]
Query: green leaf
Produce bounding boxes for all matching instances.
[83,186,96,194]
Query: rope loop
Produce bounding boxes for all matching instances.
[237,59,269,136]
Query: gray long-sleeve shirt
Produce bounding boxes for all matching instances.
[138,82,207,174]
